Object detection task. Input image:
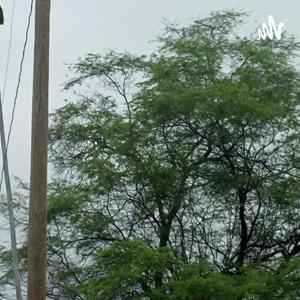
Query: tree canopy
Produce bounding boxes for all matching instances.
[1,10,300,299]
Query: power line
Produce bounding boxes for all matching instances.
[0,1,34,297]
[1,0,16,104]
[0,0,35,192]
[0,92,23,299]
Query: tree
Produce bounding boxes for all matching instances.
[1,10,300,299]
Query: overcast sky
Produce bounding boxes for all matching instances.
[0,0,300,188]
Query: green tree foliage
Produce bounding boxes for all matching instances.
[0,6,4,25]
[1,10,300,299]
[57,240,300,299]
[45,10,300,299]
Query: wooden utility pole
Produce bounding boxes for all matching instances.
[27,0,50,299]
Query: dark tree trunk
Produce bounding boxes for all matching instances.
[237,189,248,267]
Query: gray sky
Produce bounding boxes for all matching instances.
[0,0,300,187]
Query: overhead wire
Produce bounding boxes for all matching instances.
[1,0,16,104]
[0,0,35,192]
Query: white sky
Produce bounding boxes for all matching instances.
[0,0,300,187]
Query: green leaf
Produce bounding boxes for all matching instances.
[0,6,3,25]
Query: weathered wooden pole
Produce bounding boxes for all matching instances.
[27,0,50,299]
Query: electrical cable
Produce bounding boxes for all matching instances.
[1,0,16,104]
[0,0,35,192]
